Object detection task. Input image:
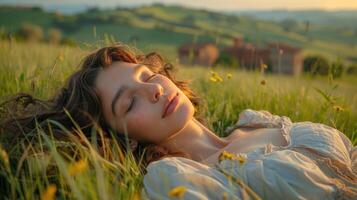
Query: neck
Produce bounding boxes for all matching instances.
[157,118,229,162]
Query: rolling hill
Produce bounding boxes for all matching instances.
[0,4,356,63]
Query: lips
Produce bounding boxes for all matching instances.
[162,92,178,118]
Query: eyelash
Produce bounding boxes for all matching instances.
[126,73,157,113]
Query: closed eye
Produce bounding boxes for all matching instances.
[126,96,135,112]
[145,73,157,82]
[126,73,157,113]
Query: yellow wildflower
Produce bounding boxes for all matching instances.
[226,73,232,79]
[168,185,186,198]
[209,70,224,82]
[210,76,218,82]
[0,147,9,166]
[260,63,268,70]
[333,105,344,112]
[58,52,64,62]
[260,80,266,85]
[222,192,228,200]
[219,150,234,161]
[216,75,223,82]
[41,184,56,200]
[236,154,247,164]
[131,192,141,200]
[218,151,246,164]
[226,175,233,183]
[68,159,88,176]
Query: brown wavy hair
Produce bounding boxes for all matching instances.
[0,44,206,166]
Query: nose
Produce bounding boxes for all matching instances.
[140,83,164,103]
[152,84,164,102]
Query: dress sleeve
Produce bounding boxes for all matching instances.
[218,149,345,200]
[142,157,243,200]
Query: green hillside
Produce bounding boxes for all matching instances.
[0,6,55,32]
[232,10,357,28]
[0,5,357,62]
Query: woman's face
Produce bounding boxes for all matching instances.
[95,61,195,144]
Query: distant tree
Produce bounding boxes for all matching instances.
[60,37,77,47]
[346,63,357,75]
[0,27,8,40]
[329,59,344,78]
[17,23,44,42]
[303,55,330,75]
[215,52,239,68]
[31,6,43,12]
[182,15,197,28]
[280,18,299,32]
[108,14,131,25]
[53,15,79,33]
[152,2,165,7]
[86,7,99,13]
[48,28,62,44]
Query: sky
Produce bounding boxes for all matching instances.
[1,0,357,11]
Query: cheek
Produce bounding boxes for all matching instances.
[125,109,156,141]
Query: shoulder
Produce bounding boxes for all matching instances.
[224,108,292,136]
[236,109,286,126]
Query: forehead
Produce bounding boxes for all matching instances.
[95,62,140,106]
[95,62,138,90]
[94,61,140,120]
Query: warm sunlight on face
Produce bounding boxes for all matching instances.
[95,61,195,143]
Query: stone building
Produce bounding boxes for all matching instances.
[223,37,303,75]
[178,43,219,66]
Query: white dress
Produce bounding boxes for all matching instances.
[142,109,357,200]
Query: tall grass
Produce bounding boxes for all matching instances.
[179,65,357,142]
[0,40,356,199]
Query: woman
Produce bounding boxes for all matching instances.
[1,44,356,200]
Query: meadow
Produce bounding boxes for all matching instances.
[0,39,356,199]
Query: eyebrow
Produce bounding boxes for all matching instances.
[111,64,146,116]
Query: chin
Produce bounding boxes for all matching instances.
[157,102,194,143]
[175,101,195,128]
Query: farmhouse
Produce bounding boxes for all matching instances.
[222,37,270,70]
[178,37,303,76]
[178,43,219,66]
[223,37,303,75]
[267,42,303,75]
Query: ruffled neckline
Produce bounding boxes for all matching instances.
[224,109,293,147]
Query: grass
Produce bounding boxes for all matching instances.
[0,39,356,199]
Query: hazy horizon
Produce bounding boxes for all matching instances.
[1,0,357,12]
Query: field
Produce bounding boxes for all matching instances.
[0,39,356,199]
